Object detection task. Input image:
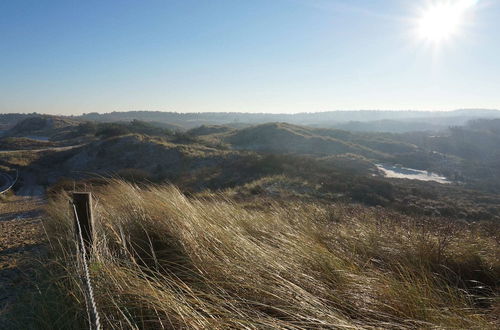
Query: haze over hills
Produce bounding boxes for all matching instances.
[2,111,500,195]
[2,112,500,212]
[3,109,500,133]
[78,109,500,130]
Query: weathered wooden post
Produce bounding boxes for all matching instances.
[72,192,94,253]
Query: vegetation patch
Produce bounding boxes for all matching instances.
[33,181,499,329]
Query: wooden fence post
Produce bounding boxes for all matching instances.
[72,192,94,253]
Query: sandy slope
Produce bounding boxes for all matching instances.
[0,195,44,326]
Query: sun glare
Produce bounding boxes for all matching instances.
[416,0,477,44]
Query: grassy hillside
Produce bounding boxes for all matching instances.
[0,116,492,221]
[188,122,418,161]
[188,124,236,137]
[18,128,496,221]
[4,115,82,141]
[20,181,499,328]
[223,123,395,158]
[29,133,247,190]
[59,134,233,174]
[0,137,56,150]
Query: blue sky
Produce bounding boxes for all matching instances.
[1,0,499,114]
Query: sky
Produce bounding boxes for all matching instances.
[1,0,499,115]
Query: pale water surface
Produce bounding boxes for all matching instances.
[25,136,50,141]
[376,164,450,184]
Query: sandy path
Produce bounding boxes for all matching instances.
[0,144,83,154]
[0,195,45,326]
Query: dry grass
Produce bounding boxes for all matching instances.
[0,150,43,167]
[37,180,499,329]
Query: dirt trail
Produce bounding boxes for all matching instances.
[0,195,45,326]
[0,144,83,154]
[0,142,72,326]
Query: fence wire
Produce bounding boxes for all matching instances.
[72,203,102,330]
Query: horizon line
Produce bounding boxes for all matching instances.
[2,108,500,117]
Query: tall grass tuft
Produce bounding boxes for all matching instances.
[35,180,499,329]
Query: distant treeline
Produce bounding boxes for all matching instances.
[74,109,500,131]
[3,109,500,133]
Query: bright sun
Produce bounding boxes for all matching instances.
[416,0,477,43]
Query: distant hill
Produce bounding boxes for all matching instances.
[401,118,500,163]
[0,113,39,131]
[6,115,81,139]
[331,120,447,133]
[3,109,499,133]
[75,109,500,131]
[187,125,236,137]
[218,122,417,159]
[224,122,368,156]
[56,134,233,176]
[34,134,262,190]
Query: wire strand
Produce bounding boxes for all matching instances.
[72,203,101,330]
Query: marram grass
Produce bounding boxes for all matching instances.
[28,181,500,328]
